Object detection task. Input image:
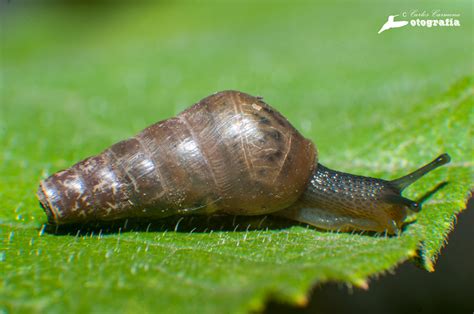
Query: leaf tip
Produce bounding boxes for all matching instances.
[424,258,435,272]
[294,294,308,307]
[353,278,369,290]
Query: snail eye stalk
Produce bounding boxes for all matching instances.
[386,153,450,212]
[390,154,451,191]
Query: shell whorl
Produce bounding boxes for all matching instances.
[37,91,317,225]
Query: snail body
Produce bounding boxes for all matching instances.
[37,91,450,234]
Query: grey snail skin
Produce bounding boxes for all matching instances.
[37,90,450,234]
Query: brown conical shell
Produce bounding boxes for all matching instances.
[37,91,317,224]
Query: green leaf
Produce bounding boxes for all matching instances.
[1,2,472,313]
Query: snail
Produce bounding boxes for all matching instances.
[37,90,450,234]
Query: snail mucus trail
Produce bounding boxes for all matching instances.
[37,90,450,234]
